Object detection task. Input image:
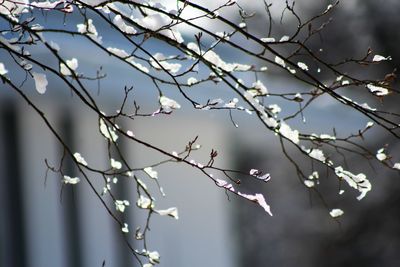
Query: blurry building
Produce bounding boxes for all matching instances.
[0,92,237,267]
[1,1,400,267]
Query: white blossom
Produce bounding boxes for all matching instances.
[279,35,290,42]
[376,148,387,161]
[268,104,281,114]
[187,77,198,85]
[249,169,259,176]
[202,49,251,72]
[297,62,309,71]
[107,47,129,58]
[77,19,102,43]
[366,121,374,128]
[216,31,230,40]
[224,98,238,108]
[144,167,158,179]
[99,119,118,142]
[60,58,78,76]
[160,96,181,111]
[367,84,389,96]
[0,62,8,75]
[0,0,29,20]
[133,13,184,43]
[49,41,60,51]
[31,0,68,10]
[113,14,136,34]
[261,37,275,43]
[250,80,268,96]
[330,208,344,218]
[262,114,279,129]
[274,56,285,68]
[102,181,111,194]
[372,55,391,62]
[21,61,33,71]
[294,93,303,102]
[359,102,376,111]
[115,200,130,212]
[393,163,400,170]
[302,147,326,162]
[342,80,350,85]
[216,179,235,192]
[238,192,272,216]
[62,175,80,184]
[135,228,144,240]
[343,95,377,111]
[310,149,326,162]
[32,72,48,94]
[249,169,271,182]
[308,172,319,180]
[121,223,129,233]
[187,42,201,55]
[128,59,149,73]
[111,158,122,169]
[287,67,296,74]
[73,152,88,166]
[150,53,181,73]
[319,134,336,141]
[155,207,179,219]
[304,180,315,188]
[137,195,153,209]
[326,4,333,11]
[279,121,299,144]
[335,166,371,200]
[148,251,160,264]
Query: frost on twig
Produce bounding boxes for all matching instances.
[1,0,399,265]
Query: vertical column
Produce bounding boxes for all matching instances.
[58,110,83,267]
[0,103,27,267]
[111,131,136,267]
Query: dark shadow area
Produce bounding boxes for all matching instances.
[0,103,27,267]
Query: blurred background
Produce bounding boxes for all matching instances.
[1,0,400,266]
